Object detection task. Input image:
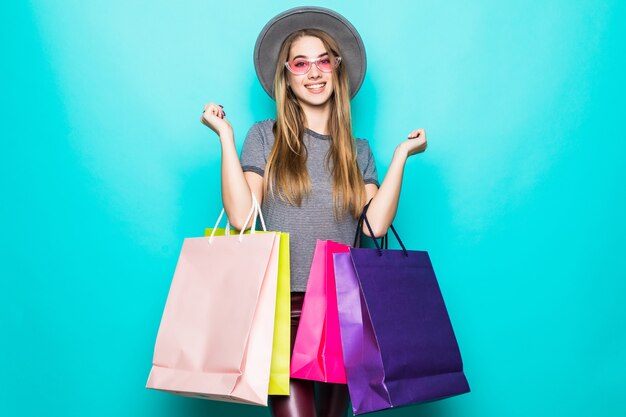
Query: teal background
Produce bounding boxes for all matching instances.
[2,0,625,416]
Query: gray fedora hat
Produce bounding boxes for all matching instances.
[254,6,367,100]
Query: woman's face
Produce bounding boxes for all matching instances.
[286,36,335,109]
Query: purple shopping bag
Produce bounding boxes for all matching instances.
[333,252,391,413]
[334,204,470,415]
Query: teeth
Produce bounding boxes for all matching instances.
[305,83,326,89]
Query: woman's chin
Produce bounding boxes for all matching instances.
[300,94,333,108]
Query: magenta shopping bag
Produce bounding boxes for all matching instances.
[290,240,349,383]
[334,204,470,414]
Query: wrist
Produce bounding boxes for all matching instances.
[394,143,409,160]
[219,131,235,144]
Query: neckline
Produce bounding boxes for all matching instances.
[304,127,331,140]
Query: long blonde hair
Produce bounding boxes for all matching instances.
[265,29,366,219]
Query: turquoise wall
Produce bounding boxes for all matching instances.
[2,0,625,416]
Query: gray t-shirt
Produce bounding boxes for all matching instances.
[240,119,379,292]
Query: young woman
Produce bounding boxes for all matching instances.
[200,7,427,417]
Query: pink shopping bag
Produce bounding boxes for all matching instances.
[146,198,281,406]
[290,240,350,383]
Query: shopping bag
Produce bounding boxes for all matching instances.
[146,196,281,405]
[204,227,290,396]
[334,204,470,414]
[333,252,392,413]
[290,240,350,383]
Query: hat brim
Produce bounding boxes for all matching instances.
[254,6,366,100]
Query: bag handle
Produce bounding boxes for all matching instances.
[209,194,266,243]
[354,200,408,257]
[353,201,383,248]
[246,193,267,233]
[353,200,388,249]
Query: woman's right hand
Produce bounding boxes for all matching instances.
[200,102,233,138]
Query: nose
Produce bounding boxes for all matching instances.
[308,63,321,79]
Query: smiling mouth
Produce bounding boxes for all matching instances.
[305,82,326,90]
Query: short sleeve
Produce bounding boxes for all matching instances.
[357,139,379,187]
[240,122,267,177]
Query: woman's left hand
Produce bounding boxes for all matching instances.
[397,128,427,158]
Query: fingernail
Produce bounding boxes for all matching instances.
[219,104,224,108]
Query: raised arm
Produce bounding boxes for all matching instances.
[201,103,263,230]
[362,128,427,237]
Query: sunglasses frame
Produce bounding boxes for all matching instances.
[284,56,342,75]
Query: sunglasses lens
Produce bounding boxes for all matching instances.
[316,58,334,72]
[288,59,311,74]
